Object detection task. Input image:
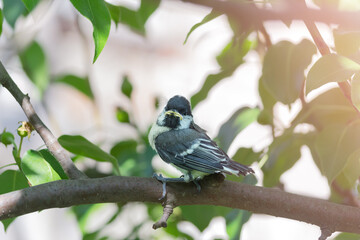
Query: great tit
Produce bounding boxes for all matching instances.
[149,95,254,199]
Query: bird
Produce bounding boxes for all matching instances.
[148,95,254,199]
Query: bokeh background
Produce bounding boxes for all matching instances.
[0,0,335,239]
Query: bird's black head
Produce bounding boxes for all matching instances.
[165,95,192,117]
[161,95,193,129]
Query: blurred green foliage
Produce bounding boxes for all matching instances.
[1,0,360,239]
[106,0,160,34]
[19,41,49,97]
[69,0,111,62]
[0,8,3,36]
[262,39,316,104]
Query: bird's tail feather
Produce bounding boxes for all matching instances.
[227,160,254,176]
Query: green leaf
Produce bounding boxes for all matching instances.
[306,54,360,94]
[117,7,140,32]
[232,147,261,166]
[351,73,360,111]
[110,139,155,177]
[19,41,49,96]
[55,74,94,99]
[0,8,3,36]
[257,76,277,125]
[58,135,117,164]
[0,170,28,230]
[2,0,26,28]
[262,39,317,104]
[0,131,15,146]
[21,0,40,12]
[110,140,137,162]
[180,205,231,231]
[116,107,130,123]
[190,68,236,108]
[217,37,255,70]
[83,232,100,240]
[70,0,111,63]
[180,172,256,232]
[226,209,252,240]
[225,174,256,239]
[314,121,360,183]
[137,0,161,26]
[21,150,62,185]
[334,232,360,240]
[105,3,121,26]
[263,132,310,187]
[163,222,192,238]
[106,0,160,34]
[293,88,357,130]
[335,149,360,189]
[110,140,137,176]
[72,204,107,233]
[121,75,133,99]
[191,35,254,108]
[216,107,260,152]
[38,149,68,180]
[184,9,220,44]
[0,170,28,194]
[334,29,360,58]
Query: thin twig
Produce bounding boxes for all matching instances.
[0,61,86,179]
[318,226,334,240]
[300,3,359,114]
[153,202,175,229]
[153,191,178,229]
[258,24,272,48]
[0,163,18,170]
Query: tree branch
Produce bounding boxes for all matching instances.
[0,61,86,179]
[0,175,359,235]
[182,0,360,29]
[297,1,360,116]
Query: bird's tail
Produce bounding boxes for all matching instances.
[226,160,254,176]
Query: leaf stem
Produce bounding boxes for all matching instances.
[17,136,24,160]
[0,163,18,170]
[112,160,121,176]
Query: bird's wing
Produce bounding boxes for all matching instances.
[155,129,230,174]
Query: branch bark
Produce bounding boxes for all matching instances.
[0,61,86,179]
[0,175,359,234]
[182,0,360,29]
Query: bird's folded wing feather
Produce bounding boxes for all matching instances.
[155,129,229,173]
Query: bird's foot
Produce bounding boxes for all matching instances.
[153,173,186,200]
[193,178,201,192]
[153,173,168,200]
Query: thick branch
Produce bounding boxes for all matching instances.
[182,0,360,29]
[0,61,86,179]
[0,176,359,234]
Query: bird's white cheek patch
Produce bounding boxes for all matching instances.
[179,141,200,156]
[176,115,192,130]
[148,123,170,150]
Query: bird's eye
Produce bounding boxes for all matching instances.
[178,108,186,115]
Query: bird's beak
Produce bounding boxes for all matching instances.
[165,110,183,120]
